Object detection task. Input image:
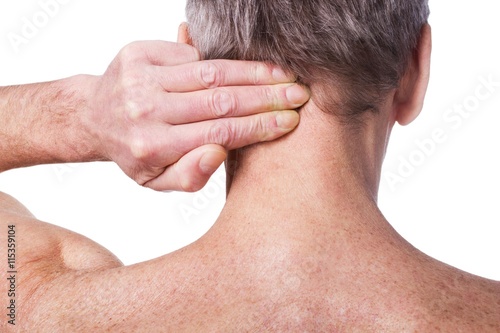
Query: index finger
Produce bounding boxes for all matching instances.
[157,60,296,92]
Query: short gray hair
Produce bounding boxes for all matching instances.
[186,0,430,119]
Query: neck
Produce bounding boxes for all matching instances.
[219,103,393,230]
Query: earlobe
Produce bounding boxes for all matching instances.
[177,22,194,45]
[395,23,432,126]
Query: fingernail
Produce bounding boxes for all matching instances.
[276,111,300,130]
[272,67,293,82]
[286,84,310,106]
[199,150,226,175]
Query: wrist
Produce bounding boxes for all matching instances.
[65,74,109,163]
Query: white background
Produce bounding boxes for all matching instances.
[0,1,499,280]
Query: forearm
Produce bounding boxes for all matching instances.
[0,75,105,172]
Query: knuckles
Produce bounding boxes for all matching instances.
[208,89,237,118]
[128,132,157,162]
[116,42,146,64]
[198,61,225,89]
[114,71,156,121]
[206,122,234,148]
[129,136,150,161]
[124,98,154,122]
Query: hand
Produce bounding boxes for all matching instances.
[84,41,308,192]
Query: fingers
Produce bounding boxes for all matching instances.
[155,59,294,92]
[133,111,299,187]
[159,84,309,125]
[120,40,201,67]
[170,110,300,155]
[144,145,227,192]
[108,41,307,193]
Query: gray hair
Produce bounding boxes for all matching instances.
[186,0,430,118]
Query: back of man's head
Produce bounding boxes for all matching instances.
[186,0,430,120]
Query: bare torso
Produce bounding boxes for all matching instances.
[1,191,499,332]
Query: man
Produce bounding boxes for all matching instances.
[181,0,500,330]
[0,17,310,333]
[1,1,499,333]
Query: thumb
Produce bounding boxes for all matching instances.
[144,144,227,192]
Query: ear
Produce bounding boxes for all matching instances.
[394,24,432,126]
[177,22,194,45]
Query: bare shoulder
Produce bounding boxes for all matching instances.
[0,191,34,217]
[0,191,124,331]
[416,261,500,332]
[0,191,122,271]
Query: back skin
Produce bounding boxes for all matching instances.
[1,20,500,333]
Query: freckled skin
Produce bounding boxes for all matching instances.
[1,173,499,333]
[1,24,499,332]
